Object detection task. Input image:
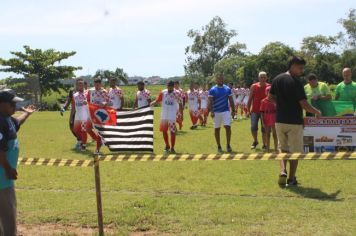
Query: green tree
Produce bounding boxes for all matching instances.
[94,68,128,85]
[256,42,296,80]
[0,45,81,104]
[338,8,356,48]
[184,16,240,78]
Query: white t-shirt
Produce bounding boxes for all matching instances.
[199,90,209,109]
[107,87,123,110]
[136,89,151,108]
[73,91,89,121]
[187,89,200,111]
[157,89,180,121]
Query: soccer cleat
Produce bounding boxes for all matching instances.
[217,146,223,153]
[80,144,86,151]
[227,146,232,153]
[170,148,176,154]
[251,141,258,149]
[278,172,287,186]
[164,146,170,152]
[75,142,81,150]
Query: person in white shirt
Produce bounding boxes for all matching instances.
[199,84,209,126]
[174,81,185,130]
[86,77,107,153]
[187,83,201,129]
[134,81,151,108]
[151,81,183,153]
[73,78,102,152]
[107,78,124,110]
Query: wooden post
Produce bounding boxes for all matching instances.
[94,154,104,236]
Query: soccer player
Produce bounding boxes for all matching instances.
[72,79,102,152]
[199,84,209,126]
[187,83,201,129]
[60,79,81,148]
[107,77,124,110]
[174,81,185,130]
[242,84,250,118]
[87,77,108,153]
[151,81,182,153]
[235,84,245,120]
[208,74,235,153]
[134,81,151,108]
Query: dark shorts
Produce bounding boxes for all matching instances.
[250,112,265,133]
[0,186,17,236]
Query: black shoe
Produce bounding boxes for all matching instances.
[278,172,287,186]
[164,146,170,152]
[287,177,298,186]
[262,145,267,150]
[251,141,258,149]
[217,146,223,153]
[227,146,232,153]
[170,148,176,154]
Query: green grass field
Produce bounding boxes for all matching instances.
[14,110,356,235]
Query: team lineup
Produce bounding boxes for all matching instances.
[61,75,254,155]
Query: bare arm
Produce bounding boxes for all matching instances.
[16,105,35,126]
[299,99,321,117]
[208,96,214,117]
[247,85,255,113]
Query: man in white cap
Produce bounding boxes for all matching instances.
[0,89,35,236]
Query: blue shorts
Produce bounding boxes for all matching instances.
[250,112,265,133]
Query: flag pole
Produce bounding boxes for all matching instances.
[94,154,104,236]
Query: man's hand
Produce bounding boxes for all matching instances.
[59,107,65,116]
[315,110,322,118]
[211,112,215,118]
[231,110,236,119]
[5,167,17,180]
[22,105,36,114]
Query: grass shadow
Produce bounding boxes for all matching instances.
[285,186,343,201]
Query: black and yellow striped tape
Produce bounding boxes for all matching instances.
[18,152,356,167]
[18,158,94,167]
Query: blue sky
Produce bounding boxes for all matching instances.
[0,0,354,78]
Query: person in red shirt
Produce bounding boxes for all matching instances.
[247,72,270,150]
[260,86,277,152]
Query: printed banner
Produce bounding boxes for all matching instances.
[303,116,356,153]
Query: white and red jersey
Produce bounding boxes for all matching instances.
[107,87,123,110]
[187,89,200,111]
[199,90,209,109]
[236,88,245,104]
[242,88,250,105]
[87,88,108,106]
[231,88,238,105]
[156,89,180,121]
[174,88,185,111]
[72,91,89,121]
[136,89,151,108]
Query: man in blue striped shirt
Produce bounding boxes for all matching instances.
[208,74,235,153]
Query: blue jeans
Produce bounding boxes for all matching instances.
[250,112,265,133]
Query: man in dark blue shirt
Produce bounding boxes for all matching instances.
[0,89,35,236]
[208,74,235,153]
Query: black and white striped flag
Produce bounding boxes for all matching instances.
[92,106,154,152]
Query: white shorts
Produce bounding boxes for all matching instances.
[213,111,232,128]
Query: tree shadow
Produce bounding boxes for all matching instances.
[284,186,343,201]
